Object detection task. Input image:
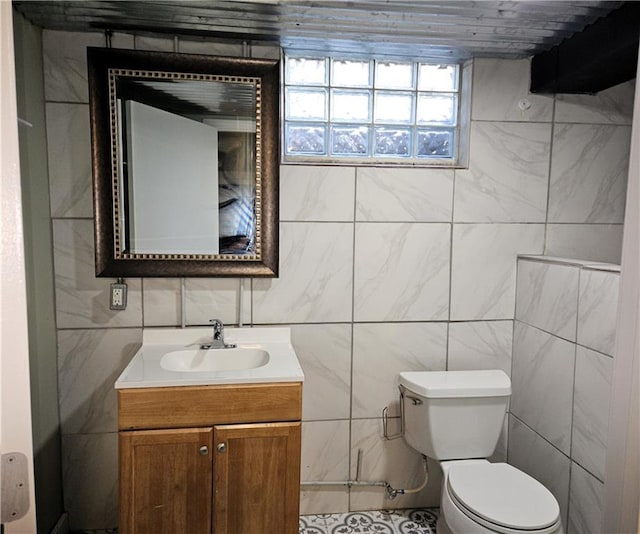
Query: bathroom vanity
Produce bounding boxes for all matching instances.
[115,327,304,534]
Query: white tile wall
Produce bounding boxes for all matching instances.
[545,224,624,264]
[511,257,619,532]
[253,222,354,323]
[41,31,631,528]
[141,278,182,326]
[291,323,352,421]
[453,122,551,223]
[355,167,453,222]
[572,346,613,481]
[300,420,350,514]
[352,322,447,418]
[471,58,554,122]
[354,223,450,322]
[57,328,141,434]
[52,219,143,329]
[511,322,575,454]
[281,165,355,222]
[45,103,93,218]
[447,321,513,376]
[43,30,105,102]
[515,259,580,341]
[184,278,242,326]
[548,124,630,224]
[450,224,545,320]
[577,268,620,356]
[568,462,605,534]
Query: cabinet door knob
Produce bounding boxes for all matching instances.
[216,443,226,453]
[199,446,209,456]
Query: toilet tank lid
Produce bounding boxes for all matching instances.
[399,370,511,398]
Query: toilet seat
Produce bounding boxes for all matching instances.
[446,463,561,533]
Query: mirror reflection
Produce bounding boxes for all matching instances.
[115,76,258,257]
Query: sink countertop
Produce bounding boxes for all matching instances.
[115,327,304,389]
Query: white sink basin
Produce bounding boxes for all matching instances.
[160,347,269,372]
[114,327,304,389]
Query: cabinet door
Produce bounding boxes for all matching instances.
[213,422,301,534]
[120,427,213,534]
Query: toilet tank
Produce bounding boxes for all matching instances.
[399,370,511,461]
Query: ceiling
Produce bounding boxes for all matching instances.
[13,0,625,61]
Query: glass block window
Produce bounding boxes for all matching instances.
[284,54,462,164]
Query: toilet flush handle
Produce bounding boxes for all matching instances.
[406,395,423,405]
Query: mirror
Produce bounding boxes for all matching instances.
[87,47,279,277]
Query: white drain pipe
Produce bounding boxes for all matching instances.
[301,451,428,500]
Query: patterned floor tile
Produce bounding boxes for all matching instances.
[300,508,439,534]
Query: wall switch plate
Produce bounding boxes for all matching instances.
[110,281,127,310]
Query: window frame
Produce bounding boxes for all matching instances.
[281,52,471,168]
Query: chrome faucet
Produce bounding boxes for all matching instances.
[201,319,236,349]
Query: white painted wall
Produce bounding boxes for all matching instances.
[0,3,37,531]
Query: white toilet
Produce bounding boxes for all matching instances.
[399,369,563,534]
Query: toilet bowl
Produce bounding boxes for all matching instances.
[398,370,564,534]
[438,460,562,534]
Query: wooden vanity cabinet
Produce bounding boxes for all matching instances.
[118,382,302,534]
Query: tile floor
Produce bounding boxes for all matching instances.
[299,509,439,533]
[70,509,440,533]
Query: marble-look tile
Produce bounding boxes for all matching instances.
[515,259,580,341]
[178,38,243,56]
[53,220,143,329]
[555,79,635,125]
[280,165,355,221]
[300,420,350,514]
[548,124,630,223]
[490,418,509,463]
[447,320,513,376]
[349,418,441,511]
[134,35,175,51]
[568,462,605,534]
[352,323,447,418]
[508,416,570,528]
[572,346,613,482]
[184,278,242,326]
[471,58,554,122]
[291,324,352,421]
[454,122,551,222]
[356,167,453,222]
[58,328,141,434]
[43,30,105,103]
[46,103,93,218]
[354,223,450,322]
[545,224,623,265]
[450,224,545,320]
[253,222,353,323]
[577,269,620,356]
[142,278,181,326]
[62,433,118,530]
[511,322,575,454]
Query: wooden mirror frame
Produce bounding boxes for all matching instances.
[88,47,279,277]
